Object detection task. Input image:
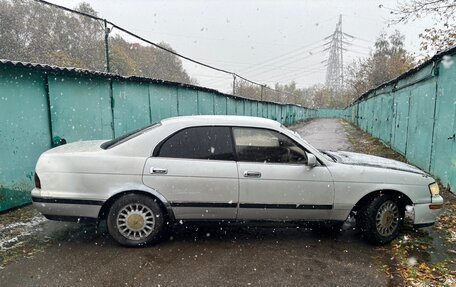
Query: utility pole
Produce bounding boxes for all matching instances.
[324,14,345,95]
[260,85,265,101]
[232,74,236,96]
[104,20,111,73]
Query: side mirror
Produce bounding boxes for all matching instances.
[307,153,318,167]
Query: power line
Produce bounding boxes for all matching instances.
[236,38,327,74]
[33,0,374,102]
[251,57,326,82]
[263,67,327,84]
[32,0,305,102]
[244,49,326,79]
[193,58,324,72]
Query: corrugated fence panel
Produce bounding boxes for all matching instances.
[198,91,214,115]
[371,96,381,139]
[391,89,410,154]
[149,85,178,123]
[405,80,437,171]
[48,75,113,142]
[380,94,394,144]
[177,88,198,116]
[244,100,252,116]
[431,61,456,188]
[236,99,244,115]
[267,103,275,120]
[251,101,258,117]
[226,97,236,115]
[0,67,51,210]
[214,95,227,115]
[260,102,267,118]
[113,81,151,136]
[275,105,281,122]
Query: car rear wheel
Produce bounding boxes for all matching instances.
[107,193,164,247]
[357,194,404,244]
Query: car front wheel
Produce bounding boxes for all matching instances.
[107,193,164,247]
[358,194,404,244]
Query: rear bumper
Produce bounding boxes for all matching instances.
[413,195,444,227]
[31,188,103,220]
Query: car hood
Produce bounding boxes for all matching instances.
[324,150,427,175]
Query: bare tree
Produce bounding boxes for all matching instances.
[391,0,456,54]
[0,0,194,84]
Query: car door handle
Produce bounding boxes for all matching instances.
[150,167,168,174]
[243,171,261,178]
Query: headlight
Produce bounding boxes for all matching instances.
[429,182,440,196]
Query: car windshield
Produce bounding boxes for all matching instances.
[100,122,161,149]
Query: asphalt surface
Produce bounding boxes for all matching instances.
[294,118,353,152]
[0,119,388,287]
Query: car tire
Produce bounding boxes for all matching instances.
[107,193,164,247]
[357,194,404,245]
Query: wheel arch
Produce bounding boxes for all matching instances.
[98,189,175,224]
[350,189,413,216]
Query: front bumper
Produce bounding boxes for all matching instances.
[31,188,102,220]
[413,195,444,227]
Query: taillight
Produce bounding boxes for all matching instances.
[34,172,41,189]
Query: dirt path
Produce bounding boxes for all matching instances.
[0,119,392,287]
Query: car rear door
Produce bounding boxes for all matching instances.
[232,127,334,221]
[142,126,239,220]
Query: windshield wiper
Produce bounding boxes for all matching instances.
[320,150,337,162]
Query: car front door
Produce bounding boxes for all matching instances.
[143,126,239,221]
[233,127,334,221]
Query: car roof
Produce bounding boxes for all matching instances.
[160,115,282,129]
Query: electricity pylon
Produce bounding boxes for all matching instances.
[324,15,345,94]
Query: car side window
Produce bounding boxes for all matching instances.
[157,126,235,161]
[232,127,307,164]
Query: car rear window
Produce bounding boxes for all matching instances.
[101,123,161,149]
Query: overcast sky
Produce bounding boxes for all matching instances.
[49,0,432,93]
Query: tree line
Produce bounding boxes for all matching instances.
[0,0,194,84]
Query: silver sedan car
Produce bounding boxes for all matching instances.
[32,116,443,246]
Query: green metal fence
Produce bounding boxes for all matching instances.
[3,47,454,212]
[338,47,456,192]
[0,60,317,212]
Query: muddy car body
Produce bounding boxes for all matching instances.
[32,116,443,246]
